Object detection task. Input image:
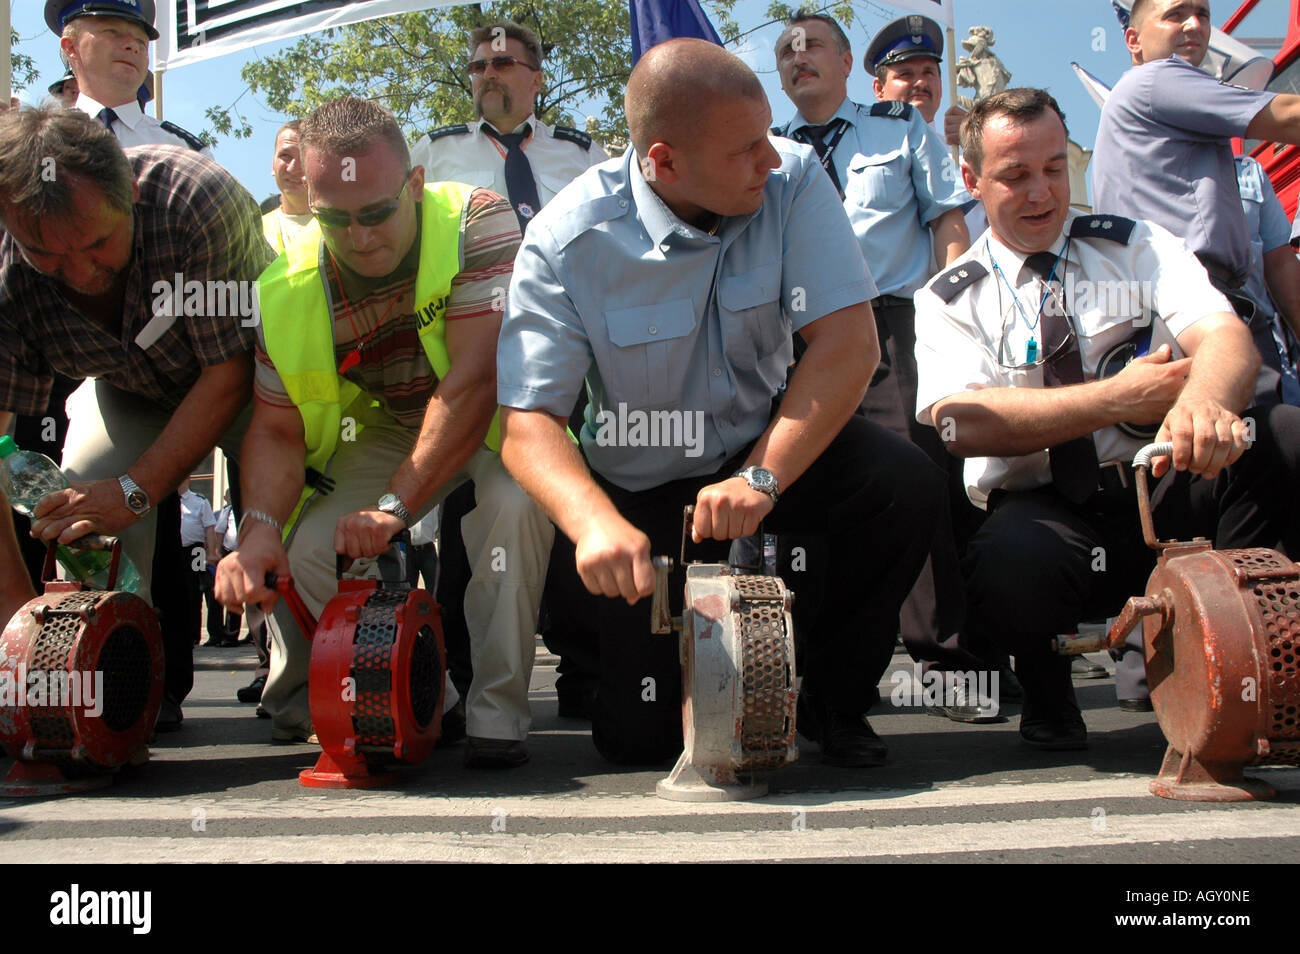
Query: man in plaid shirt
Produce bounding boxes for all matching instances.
[0,107,272,721]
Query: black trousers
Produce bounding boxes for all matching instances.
[579,414,941,765]
[962,404,1300,685]
[859,299,988,672]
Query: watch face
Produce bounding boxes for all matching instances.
[750,468,776,491]
[127,490,149,511]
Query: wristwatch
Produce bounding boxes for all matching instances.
[118,474,151,516]
[377,493,412,527]
[733,466,780,503]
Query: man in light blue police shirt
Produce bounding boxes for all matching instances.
[496,39,941,768]
[1093,0,1300,383]
[774,10,986,712]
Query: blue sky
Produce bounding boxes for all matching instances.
[7,1,1259,199]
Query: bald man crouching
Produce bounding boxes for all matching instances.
[496,39,942,767]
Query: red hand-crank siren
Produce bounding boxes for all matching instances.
[1056,442,1300,801]
[270,547,446,788]
[0,536,163,796]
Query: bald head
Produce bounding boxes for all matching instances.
[625,38,766,154]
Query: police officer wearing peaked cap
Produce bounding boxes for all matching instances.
[45,0,210,155]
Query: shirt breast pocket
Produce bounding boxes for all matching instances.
[604,298,698,408]
[844,148,905,209]
[719,263,788,370]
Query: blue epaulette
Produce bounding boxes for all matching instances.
[426,123,470,142]
[868,100,914,120]
[930,261,988,303]
[553,125,593,150]
[160,120,207,152]
[1070,214,1136,244]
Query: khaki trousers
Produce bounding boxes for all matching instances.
[260,409,553,741]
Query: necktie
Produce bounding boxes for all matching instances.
[96,107,119,131]
[794,122,843,197]
[483,124,543,235]
[1024,251,1100,504]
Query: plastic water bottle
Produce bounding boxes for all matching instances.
[0,435,140,592]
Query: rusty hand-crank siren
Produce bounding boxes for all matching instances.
[1055,441,1300,800]
[0,535,163,796]
[651,505,798,802]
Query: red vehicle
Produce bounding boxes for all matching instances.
[1225,0,1300,217]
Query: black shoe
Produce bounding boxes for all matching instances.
[820,711,888,767]
[1019,719,1088,750]
[1118,697,1154,713]
[155,697,183,733]
[255,705,269,719]
[237,675,266,703]
[438,700,467,747]
[1017,654,1087,751]
[464,736,529,768]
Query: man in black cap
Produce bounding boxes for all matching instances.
[45,0,208,154]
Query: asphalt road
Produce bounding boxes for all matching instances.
[2,638,1298,865]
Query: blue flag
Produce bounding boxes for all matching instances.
[630,0,723,65]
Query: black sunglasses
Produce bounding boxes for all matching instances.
[311,179,410,230]
[467,55,541,75]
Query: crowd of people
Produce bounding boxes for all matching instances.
[2,0,1298,775]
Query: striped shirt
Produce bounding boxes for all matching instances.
[0,146,272,416]
[254,188,519,429]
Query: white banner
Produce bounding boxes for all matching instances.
[155,0,463,71]
[882,0,955,30]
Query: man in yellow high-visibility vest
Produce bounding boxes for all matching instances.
[215,97,552,768]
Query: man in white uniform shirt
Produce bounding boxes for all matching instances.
[913,88,1300,751]
[46,0,210,155]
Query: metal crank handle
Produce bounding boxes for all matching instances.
[1132,442,1174,550]
[336,529,414,580]
[264,571,319,640]
[650,555,678,635]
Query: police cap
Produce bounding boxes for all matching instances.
[45,0,159,42]
[865,15,943,74]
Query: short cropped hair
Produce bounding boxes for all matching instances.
[0,106,133,229]
[276,119,302,138]
[959,87,1069,174]
[776,10,851,57]
[299,97,409,167]
[1129,0,1155,32]
[470,20,543,67]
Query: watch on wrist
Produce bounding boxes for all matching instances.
[377,493,412,527]
[734,466,780,503]
[118,474,151,516]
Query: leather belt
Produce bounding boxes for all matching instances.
[869,294,912,310]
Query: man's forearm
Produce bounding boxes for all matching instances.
[386,378,497,516]
[1177,322,1259,413]
[743,306,877,493]
[499,407,622,545]
[931,379,1132,458]
[238,412,307,527]
[130,354,253,502]
[931,207,971,270]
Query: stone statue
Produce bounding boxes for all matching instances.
[954,26,1012,110]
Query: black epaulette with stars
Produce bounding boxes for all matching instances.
[160,120,207,152]
[1069,214,1136,245]
[930,261,988,303]
[426,123,470,142]
[553,125,593,150]
[867,100,914,120]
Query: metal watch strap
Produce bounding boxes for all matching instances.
[118,474,150,514]
[734,466,780,503]
[377,494,412,527]
[238,509,283,538]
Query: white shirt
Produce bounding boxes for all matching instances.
[914,210,1232,509]
[74,93,213,158]
[410,115,608,208]
[179,489,216,548]
[262,206,315,255]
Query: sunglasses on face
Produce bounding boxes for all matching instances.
[466,55,541,75]
[311,179,410,230]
